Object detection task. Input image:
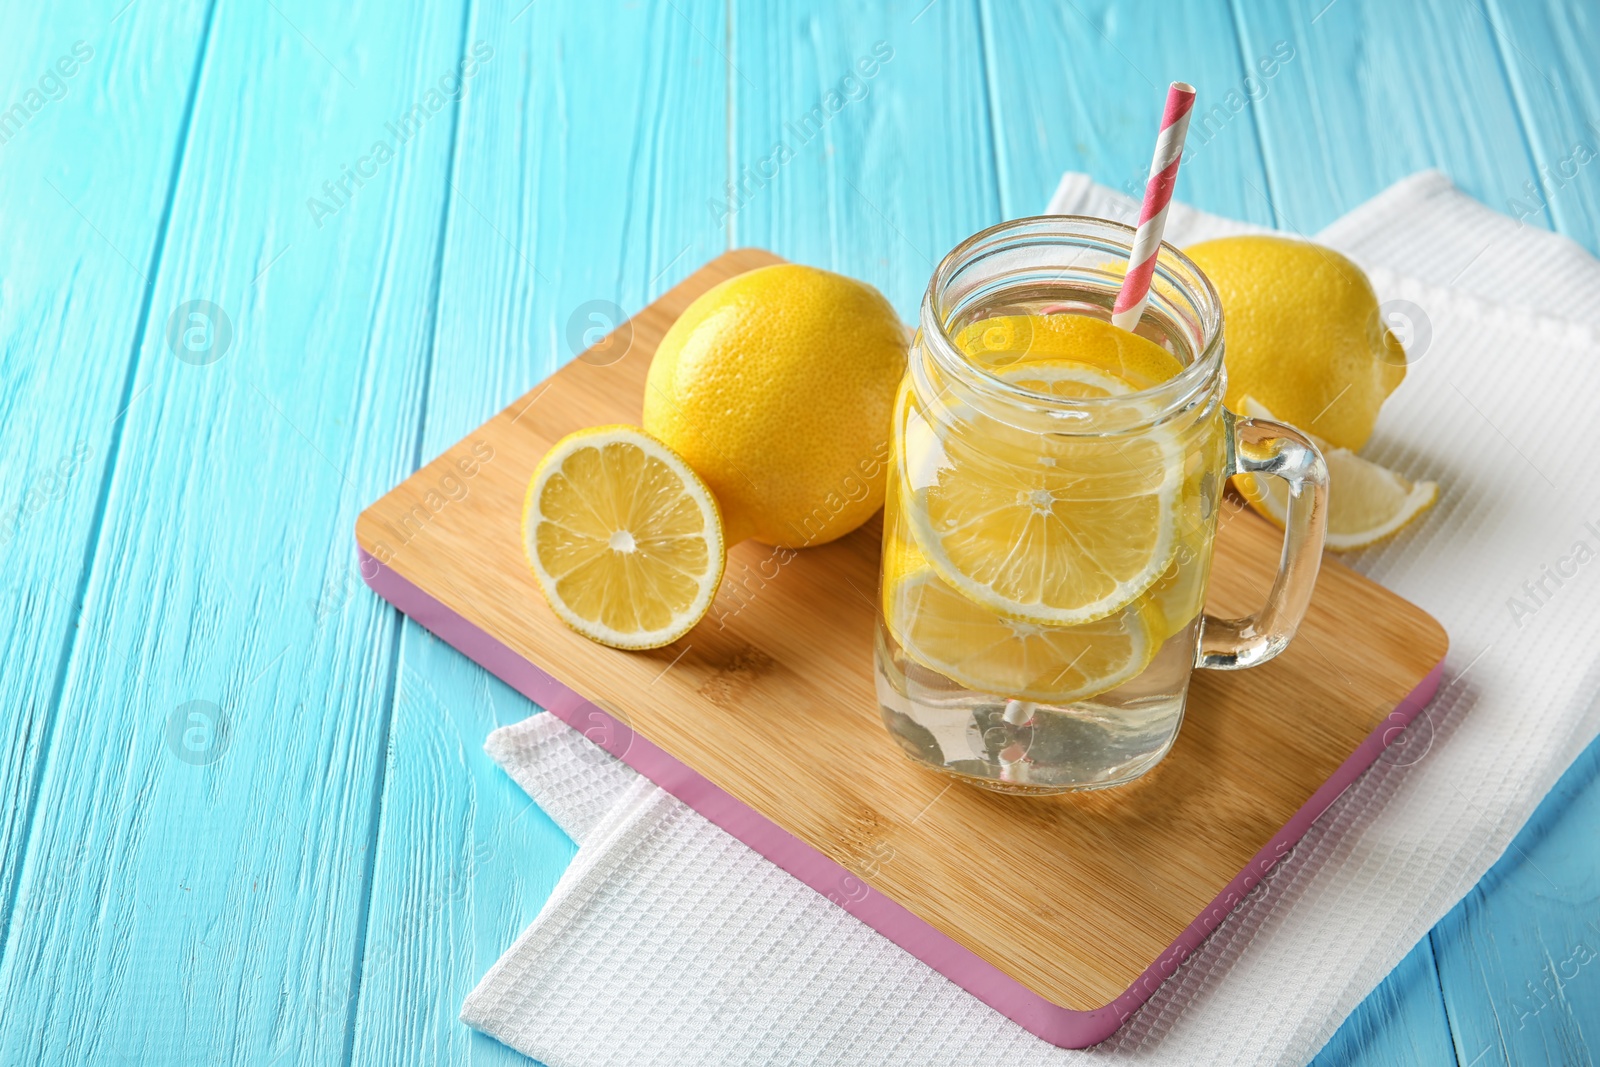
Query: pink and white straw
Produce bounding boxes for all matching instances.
[1111,82,1197,332]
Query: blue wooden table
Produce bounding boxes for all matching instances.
[2,1,1596,1063]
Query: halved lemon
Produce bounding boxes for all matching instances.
[898,365,1185,625]
[523,426,725,649]
[1234,398,1437,552]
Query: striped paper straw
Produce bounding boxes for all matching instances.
[1111,82,1197,332]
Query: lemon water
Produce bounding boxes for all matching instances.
[874,297,1225,794]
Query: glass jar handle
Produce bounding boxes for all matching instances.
[1197,410,1329,670]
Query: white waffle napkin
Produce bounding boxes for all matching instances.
[461,172,1600,1065]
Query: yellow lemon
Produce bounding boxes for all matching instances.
[643,263,908,548]
[523,426,724,650]
[1184,235,1406,451]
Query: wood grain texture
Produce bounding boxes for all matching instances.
[0,0,470,1061]
[0,0,214,972]
[1481,0,1600,253]
[345,2,732,1064]
[1231,0,1542,236]
[1313,938,1461,1067]
[981,0,1277,228]
[357,250,1448,1012]
[1429,738,1600,1067]
[729,0,1001,318]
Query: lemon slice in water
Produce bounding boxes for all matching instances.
[885,563,1158,703]
[900,361,1184,625]
[902,316,1190,624]
[996,358,1136,399]
[882,496,1158,702]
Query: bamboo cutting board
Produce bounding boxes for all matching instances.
[356,250,1448,1048]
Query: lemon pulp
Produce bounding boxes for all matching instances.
[524,425,725,650]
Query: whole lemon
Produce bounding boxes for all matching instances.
[643,263,907,547]
[1185,235,1406,451]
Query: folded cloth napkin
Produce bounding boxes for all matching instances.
[462,172,1600,1065]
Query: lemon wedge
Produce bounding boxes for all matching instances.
[1235,398,1437,551]
[524,426,725,649]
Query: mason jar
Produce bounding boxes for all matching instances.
[875,216,1329,794]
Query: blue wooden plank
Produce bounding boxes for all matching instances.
[0,0,214,961]
[1313,938,1460,1067]
[1230,0,1542,236]
[1481,0,1600,253]
[980,0,1277,228]
[729,0,1000,319]
[351,634,576,1067]
[1428,736,1600,1067]
[346,2,730,1063]
[0,0,469,1061]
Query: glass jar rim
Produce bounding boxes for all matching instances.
[917,214,1225,424]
